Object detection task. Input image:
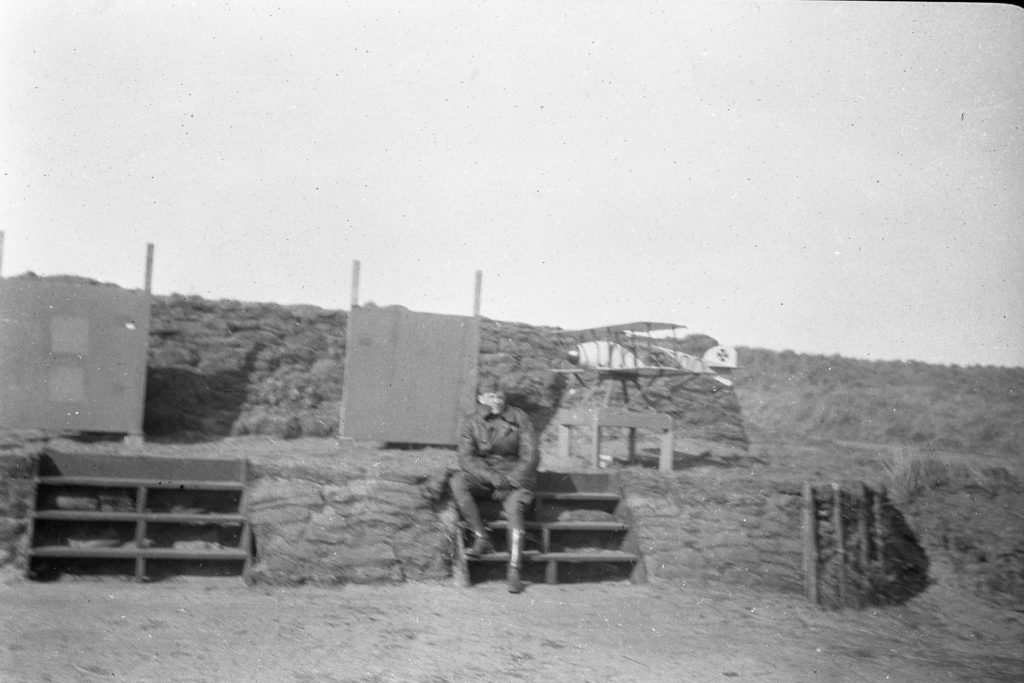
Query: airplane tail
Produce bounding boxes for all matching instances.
[702,346,737,386]
[703,346,738,369]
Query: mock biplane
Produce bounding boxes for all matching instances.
[553,322,738,388]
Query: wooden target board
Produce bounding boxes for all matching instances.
[340,306,478,446]
[0,278,151,434]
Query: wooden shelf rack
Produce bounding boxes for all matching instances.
[27,450,252,583]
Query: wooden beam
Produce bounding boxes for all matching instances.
[144,243,154,293]
[802,482,819,605]
[833,482,846,607]
[339,260,360,438]
[659,428,674,473]
[873,485,886,571]
[857,482,870,568]
[350,259,361,308]
[856,482,870,607]
[558,424,571,461]
[473,270,482,317]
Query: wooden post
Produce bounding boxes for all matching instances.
[856,482,870,607]
[350,260,361,308]
[543,527,557,584]
[338,259,360,438]
[122,241,155,449]
[558,424,571,461]
[802,482,819,605]
[22,456,40,579]
[659,425,674,473]
[833,482,846,607]
[239,459,253,586]
[452,518,470,588]
[590,413,602,469]
[134,485,148,581]
[857,482,870,568]
[144,243,154,293]
[873,485,886,572]
[473,270,482,317]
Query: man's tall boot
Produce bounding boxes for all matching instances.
[461,498,493,557]
[507,527,525,593]
[465,527,493,557]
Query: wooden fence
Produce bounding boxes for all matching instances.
[802,481,895,608]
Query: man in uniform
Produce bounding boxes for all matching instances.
[450,377,539,593]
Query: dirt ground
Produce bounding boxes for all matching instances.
[3,436,1023,682]
[2,560,1022,682]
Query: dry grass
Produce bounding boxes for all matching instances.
[883,448,1012,504]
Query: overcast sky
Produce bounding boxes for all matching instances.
[2,1,1022,367]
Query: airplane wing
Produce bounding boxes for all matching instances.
[597,366,734,386]
[566,322,681,339]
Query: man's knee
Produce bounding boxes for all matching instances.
[449,471,469,493]
[503,488,535,518]
[508,487,534,506]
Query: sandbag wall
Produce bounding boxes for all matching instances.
[620,472,807,594]
[620,472,930,608]
[0,453,35,578]
[245,455,457,585]
[2,446,930,606]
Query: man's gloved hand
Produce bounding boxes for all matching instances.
[506,472,524,489]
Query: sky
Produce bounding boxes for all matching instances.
[1,1,1022,367]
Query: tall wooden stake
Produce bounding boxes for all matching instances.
[339,259,360,438]
[873,485,886,573]
[473,270,482,317]
[802,482,819,605]
[350,259,361,308]
[144,243,154,293]
[857,482,870,607]
[833,482,846,607]
[857,482,870,568]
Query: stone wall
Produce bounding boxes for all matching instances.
[0,453,36,580]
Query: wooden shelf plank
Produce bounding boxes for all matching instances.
[466,550,638,564]
[534,551,639,563]
[37,476,244,491]
[486,520,628,532]
[466,550,541,563]
[142,513,246,524]
[140,548,250,561]
[32,511,246,524]
[534,492,621,503]
[29,546,249,560]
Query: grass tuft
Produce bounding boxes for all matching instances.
[884,449,993,503]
